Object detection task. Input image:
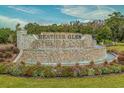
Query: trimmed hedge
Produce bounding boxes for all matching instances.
[0,62,123,78]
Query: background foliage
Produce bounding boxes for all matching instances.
[0,12,124,44]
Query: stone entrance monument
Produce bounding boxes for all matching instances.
[14,30,109,65]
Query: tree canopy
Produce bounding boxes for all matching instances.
[0,28,16,44]
[24,12,124,43]
[0,12,124,44]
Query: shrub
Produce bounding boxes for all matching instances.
[101,67,111,74]
[87,68,95,76]
[109,65,121,73]
[60,66,74,77]
[73,66,80,77]
[121,65,124,72]
[89,61,95,67]
[75,63,80,68]
[104,40,113,46]
[108,49,118,53]
[56,63,62,67]
[94,67,102,75]
[55,66,63,77]
[0,62,123,78]
[20,61,25,65]
[41,66,56,77]
[32,68,44,77]
[0,63,14,74]
[9,64,25,76]
[79,67,88,76]
[0,63,7,74]
[24,65,39,76]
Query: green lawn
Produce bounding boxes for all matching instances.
[107,46,124,52]
[0,44,124,88]
[107,43,124,52]
[0,74,124,88]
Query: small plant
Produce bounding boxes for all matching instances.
[89,61,95,66]
[108,49,118,54]
[20,61,25,65]
[55,66,63,77]
[60,66,74,77]
[36,62,41,66]
[0,63,12,74]
[0,62,123,78]
[73,67,80,77]
[72,63,81,77]
[110,65,121,73]
[32,68,44,77]
[101,67,110,74]
[56,63,62,67]
[8,63,26,76]
[41,66,56,77]
[94,67,102,75]
[0,63,7,74]
[103,60,109,66]
[121,65,124,72]
[87,68,95,76]
[79,67,88,76]
[25,65,39,76]
[75,63,80,67]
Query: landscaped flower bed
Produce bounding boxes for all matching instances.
[0,61,123,78]
[0,44,19,62]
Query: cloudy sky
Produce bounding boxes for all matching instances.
[0,5,124,29]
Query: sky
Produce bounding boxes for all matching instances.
[0,5,124,29]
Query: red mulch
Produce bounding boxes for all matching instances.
[118,52,124,65]
[0,44,19,63]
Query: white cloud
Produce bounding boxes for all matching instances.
[8,6,42,14]
[0,15,27,29]
[61,6,116,20]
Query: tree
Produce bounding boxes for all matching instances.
[24,12,124,43]
[95,25,112,43]
[105,12,124,42]
[0,28,15,44]
[16,23,21,31]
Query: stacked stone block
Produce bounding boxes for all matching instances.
[16,30,107,65]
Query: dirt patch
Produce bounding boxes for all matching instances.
[117,52,124,65]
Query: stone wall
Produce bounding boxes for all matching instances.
[17,30,36,50]
[17,30,95,50]
[16,30,107,65]
[18,47,106,64]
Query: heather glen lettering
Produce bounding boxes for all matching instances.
[38,34,82,39]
